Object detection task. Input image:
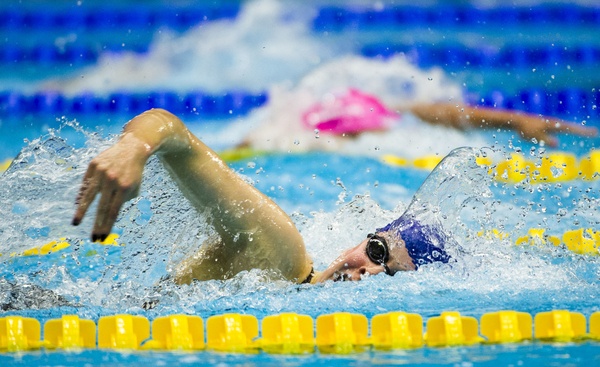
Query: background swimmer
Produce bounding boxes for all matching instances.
[238,57,597,153]
[72,108,594,285]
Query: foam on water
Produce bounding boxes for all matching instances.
[40,0,345,95]
[0,123,598,317]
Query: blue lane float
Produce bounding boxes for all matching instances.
[0,5,240,31]
[467,88,600,120]
[0,91,269,118]
[361,43,600,70]
[2,4,597,33]
[0,88,596,121]
[313,5,600,31]
[466,88,600,120]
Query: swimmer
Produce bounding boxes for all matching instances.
[241,87,598,151]
[72,108,594,284]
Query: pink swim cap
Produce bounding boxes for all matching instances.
[302,88,399,135]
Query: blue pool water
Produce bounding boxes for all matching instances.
[1,0,600,365]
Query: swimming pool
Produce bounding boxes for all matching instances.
[1,0,600,365]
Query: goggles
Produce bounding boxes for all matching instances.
[366,233,395,276]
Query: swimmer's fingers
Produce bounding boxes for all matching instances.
[92,182,125,242]
[518,115,597,147]
[548,119,598,137]
[72,164,100,226]
[539,119,597,147]
[534,131,558,148]
[516,118,556,146]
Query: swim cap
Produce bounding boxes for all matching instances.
[302,88,399,135]
[377,215,451,269]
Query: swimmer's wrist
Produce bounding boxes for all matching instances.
[122,109,193,157]
[119,132,154,162]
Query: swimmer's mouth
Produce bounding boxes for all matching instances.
[333,272,351,282]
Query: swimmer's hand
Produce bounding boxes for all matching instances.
[72,133,147,242]
[407,103,597,147]
[511,114,598,147]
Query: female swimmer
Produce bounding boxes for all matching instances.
[241,87,596,151]
[72,108,595,284]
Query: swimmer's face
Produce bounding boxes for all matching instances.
[314,231,416,283]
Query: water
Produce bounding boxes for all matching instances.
[0,123,599,364]
[1,0,600,365]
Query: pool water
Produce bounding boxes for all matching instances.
[1,0,600,365]
[1,122,599,365]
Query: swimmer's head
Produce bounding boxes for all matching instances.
[314,217,451,283]
[314,230,416,283]
[302,88,398,135]
[378,217,452,269]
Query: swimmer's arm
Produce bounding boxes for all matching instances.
[404,103,597,147]
[73,108,312,282]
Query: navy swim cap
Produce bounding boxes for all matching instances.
[377,215,451,268]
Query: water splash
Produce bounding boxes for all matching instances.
[40,0,343,95]
[0,127,598,316]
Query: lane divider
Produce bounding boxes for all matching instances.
[513,228,600,256]
[3,4,595,34]
[313,5,600,31]
[0,87,598,119]
[468,88,599,120]
[485,151,600,184]
[4,223,598,260]
[4,148,600,185]
[4,224,597,262]
[0,91,268,117]
[0,88,600,120]
[362,43,600,70]
[1,310,599,353]
[0,5,239,31]
[383,150,600,184]
[0,43,147,65]
[0,234,120,258]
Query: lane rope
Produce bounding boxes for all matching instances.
[1,310,599,353]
